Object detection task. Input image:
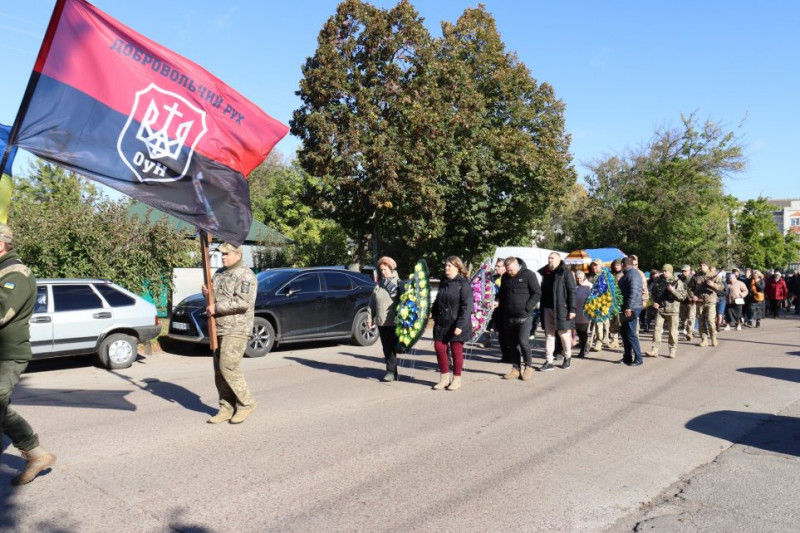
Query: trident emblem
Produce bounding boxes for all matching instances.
[117,83,208,183]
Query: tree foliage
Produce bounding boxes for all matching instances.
[555,114,746,269]
[9,160,194,293]
[247,152,351,267]
[291,0,575,270]
[733,197,800,270]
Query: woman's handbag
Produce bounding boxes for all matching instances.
[734,297,745,305]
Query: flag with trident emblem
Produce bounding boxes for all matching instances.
[8,0,288,245]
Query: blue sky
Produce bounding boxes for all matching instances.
[1,1,797,201]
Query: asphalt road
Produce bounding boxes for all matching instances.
[2,315,799,532]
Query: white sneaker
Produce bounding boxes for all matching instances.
[724,325,730,331]
[736,325,741,331]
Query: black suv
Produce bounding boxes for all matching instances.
[168,267,378,357]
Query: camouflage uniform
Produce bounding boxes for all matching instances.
[687,269,723,346]
[0,224,56,485]
[211,248,257,413]
[677,270,696,339]
[648,267,687,357]
[0,249,39,452]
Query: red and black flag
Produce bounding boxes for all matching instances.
[9,0,288,245]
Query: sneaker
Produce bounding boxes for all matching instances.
[724,325,731,331]
[736,325,741,331]
[561,358,571,370]
[538,362,555,371]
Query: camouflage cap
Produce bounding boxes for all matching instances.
[0,224,12,244]
[661,264,674,274]
[219,242,243,254]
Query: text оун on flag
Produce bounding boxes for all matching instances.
[9,0,288,245]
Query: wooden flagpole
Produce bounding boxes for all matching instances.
[200,229,218,350]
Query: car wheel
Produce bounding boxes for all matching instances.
[97,333,138,369]
[352,310,378,346]
[245,317,275,357]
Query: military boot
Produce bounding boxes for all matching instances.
[668,348,677,358]
[609,338,620,348]
[12,446,57,486]
[432,373,451,390]
[503,366,521,380]
[711,337,719,347]
[699,336,708,347]
[230,402,258,424]
[207,402,235,424]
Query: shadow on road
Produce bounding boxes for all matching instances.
[686,410,800,457]
[25,355,100,373]
[13,387,137,411]
[166,507,215,532]
[13,376,213,415]
[285,356,381,381]
[0,436,19,531]
[157,338,211,358]
[112,374,216,416]
[737,367,800,384]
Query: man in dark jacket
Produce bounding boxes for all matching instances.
[495,257,541,381]
[0,224,57,485]
[618,256,644,366]
[537,252,576,371]
[787,270,800,315]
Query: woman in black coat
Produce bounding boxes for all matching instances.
[431,256,473,391]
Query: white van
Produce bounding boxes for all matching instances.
[491,247,567,280]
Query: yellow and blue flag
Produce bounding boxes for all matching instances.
[0,124,17,177]
[0,124,17,224]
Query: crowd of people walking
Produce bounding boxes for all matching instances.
[369,254,800,390]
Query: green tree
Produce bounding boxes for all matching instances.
[291,0,438,268]
[292,1,575,270]
[9,160,194,293]
[564,114,746,269]
[423,6,575,266]
[733,197,800,270]
[248,152,352,267]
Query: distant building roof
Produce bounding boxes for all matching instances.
[767,198,800,209]
[128,202,293,245]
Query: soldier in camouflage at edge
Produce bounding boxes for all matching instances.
[645,264,687,359]
[203,242,258,424]
[687,261,724,347]
[0,224,57,485]
[677,265,696,340]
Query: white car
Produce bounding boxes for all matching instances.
[30,279,161,369]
